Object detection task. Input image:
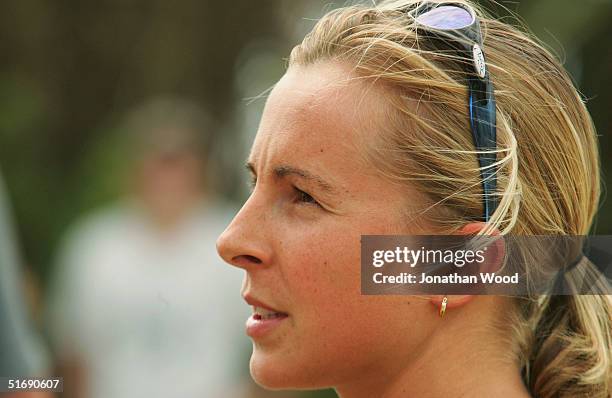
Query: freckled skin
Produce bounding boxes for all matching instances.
[218,61,534,398]
[217,61,437,390]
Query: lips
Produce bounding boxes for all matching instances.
[243,294,289,338]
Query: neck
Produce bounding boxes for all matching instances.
[335,298,532,398]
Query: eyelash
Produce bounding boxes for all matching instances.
[294,187,319,206]
[248,177,321,208]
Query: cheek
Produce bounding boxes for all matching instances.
[286,222,360,307]
[282,221,411,369]
[251,212,428,389]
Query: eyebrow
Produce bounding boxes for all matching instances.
[245,161,338,194]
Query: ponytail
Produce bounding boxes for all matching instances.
[523,263,612,397]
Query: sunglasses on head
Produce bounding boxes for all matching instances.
[409,2,498,222]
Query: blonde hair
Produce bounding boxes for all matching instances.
[289,0,612,396]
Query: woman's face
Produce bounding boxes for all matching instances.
[217,61,437,389]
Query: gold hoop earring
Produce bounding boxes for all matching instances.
[439,296,448,318]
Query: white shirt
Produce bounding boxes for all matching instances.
[48,200,250,398]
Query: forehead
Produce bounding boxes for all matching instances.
[249,62,384,177]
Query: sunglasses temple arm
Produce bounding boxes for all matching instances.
[469,77,498,222]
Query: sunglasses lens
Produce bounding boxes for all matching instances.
[416,5,474,30]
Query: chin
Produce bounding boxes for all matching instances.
[249,347,326,390]
[249,349,293,389]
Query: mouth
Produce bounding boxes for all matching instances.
[252,306,289,320]
[244,295,289,339]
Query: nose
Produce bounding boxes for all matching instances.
[216,196,272,271]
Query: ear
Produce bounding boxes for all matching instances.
[429,222,505,314]
[458,222,505,274]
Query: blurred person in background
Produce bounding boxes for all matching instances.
[0,169,52,398]
[46,98,253,398]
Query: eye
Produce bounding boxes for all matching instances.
[294,187,320,207]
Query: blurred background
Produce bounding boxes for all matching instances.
[0,0,610,397]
